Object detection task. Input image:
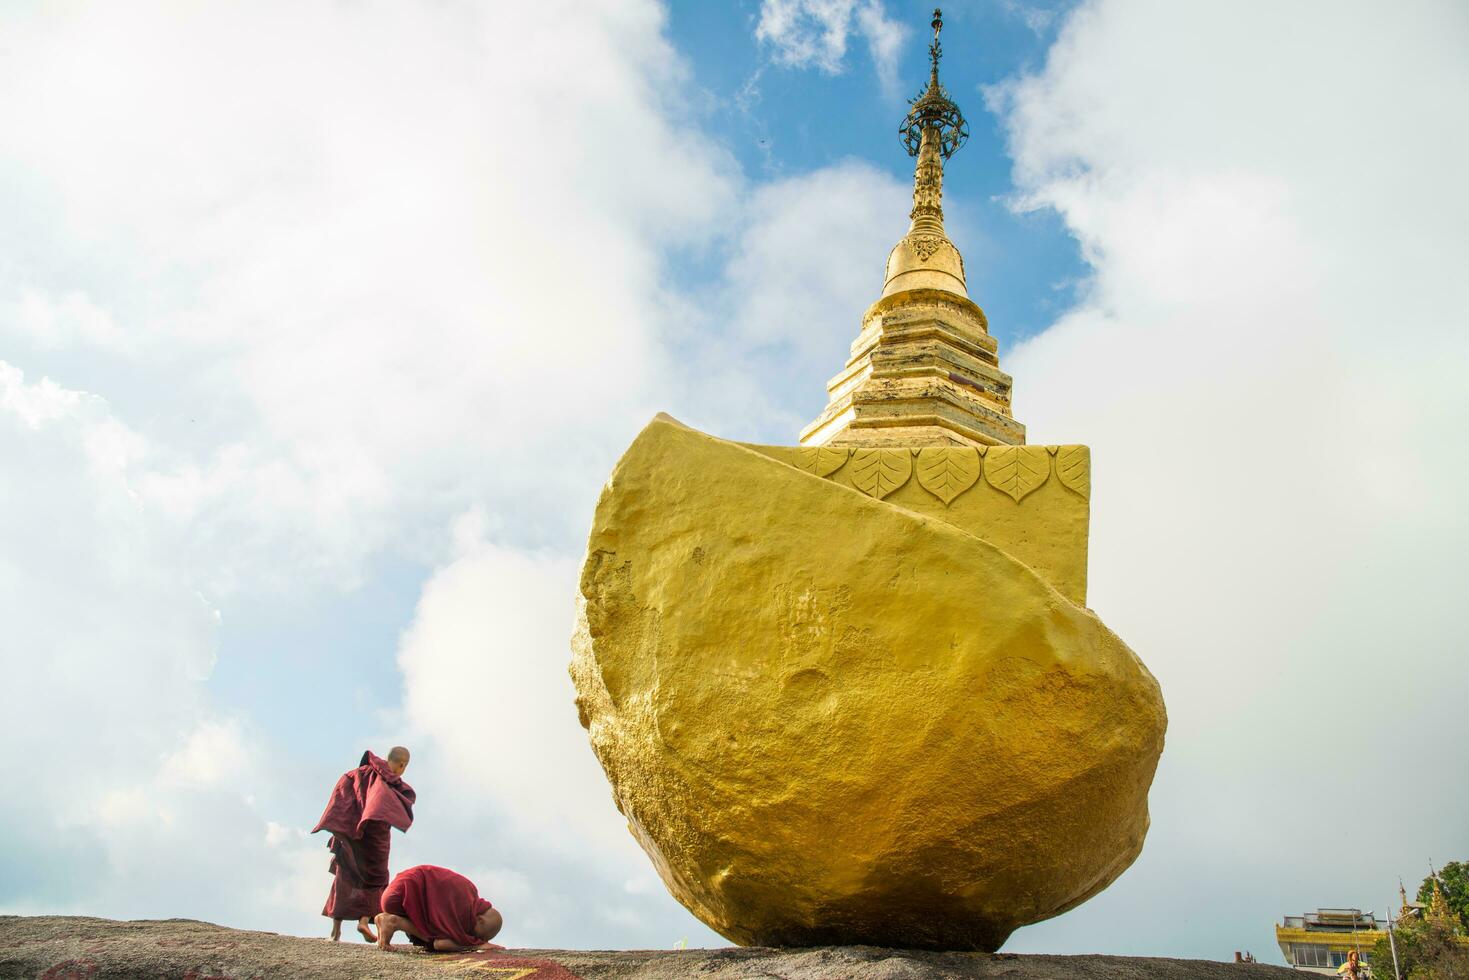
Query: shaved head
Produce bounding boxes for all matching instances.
[387,746,410,774]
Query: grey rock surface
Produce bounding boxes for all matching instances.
[0,916,1295,980]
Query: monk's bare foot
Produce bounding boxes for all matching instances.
[329,919,342,942]
[356,917,377,943]
[374,912,395,950]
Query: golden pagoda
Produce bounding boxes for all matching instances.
[570,8,1165,952]
[1427,870,1464,932]
[802,10,1023,450]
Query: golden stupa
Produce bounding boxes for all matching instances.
[570,10,1166,952]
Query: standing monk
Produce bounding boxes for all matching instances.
[312,747,415,942]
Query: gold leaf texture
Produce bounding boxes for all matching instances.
[794,446,851,478]
[1055,445,1090,500]
[849,448,912,499]
[915,447,981,506]
[984,446,1051,502]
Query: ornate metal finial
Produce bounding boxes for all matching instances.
[929,8,943,84]
[900,7,968,159]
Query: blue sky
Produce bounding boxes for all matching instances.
[2,0,1467,968]
[665,0,1085,349]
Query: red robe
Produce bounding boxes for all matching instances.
[381,865,493,949]
[312,751,416,920]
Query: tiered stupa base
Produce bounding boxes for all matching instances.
[801,289,1024,449]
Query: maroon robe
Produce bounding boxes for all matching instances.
[381,865,493,949]
[312,751,416,920]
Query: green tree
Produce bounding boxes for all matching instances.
[1373,916,1469,980]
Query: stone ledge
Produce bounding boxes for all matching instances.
[0,916,1297,979]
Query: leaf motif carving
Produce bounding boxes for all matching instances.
[793,446,850,478]
[984,445,1051,502]
[849,448,912,499]
[1055,445,1090,500]
[915,447,981,506]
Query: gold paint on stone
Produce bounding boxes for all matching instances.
[571,417,1166,952]
[748,439,1089,603]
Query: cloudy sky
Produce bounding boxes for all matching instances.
[2,0,1466,965]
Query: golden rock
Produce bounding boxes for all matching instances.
[570,416,1166,950]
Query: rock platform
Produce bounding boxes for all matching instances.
[0,916,1295,979]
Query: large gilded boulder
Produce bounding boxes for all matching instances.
[570,416,1166,951]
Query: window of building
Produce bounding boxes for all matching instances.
[1291,945,1370,969]
[1291,943,1330,967]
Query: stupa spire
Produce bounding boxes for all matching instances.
[928,7,942,84]
[800,9,1025,449]
[904,10,965,236]
[883,8,971,298]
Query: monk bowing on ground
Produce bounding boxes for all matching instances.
[312,747,416,942]
[375,865,504,952]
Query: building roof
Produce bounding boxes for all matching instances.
[1280,908,1383,931]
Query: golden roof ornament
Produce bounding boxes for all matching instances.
[1427,872,1461,930]
[901,9,969,159]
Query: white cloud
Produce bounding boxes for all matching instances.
[0,367,220,787]
[162,719,253,788]
[0,361,83,428]
[0,0,739,944]
[988,0,1469,957]
[397,527,615,850]
[0,0,741,594]
[676,160,911,440]
[756,0,908,91]
[997,1,1061,36]
[0,362,322,931]
[7,289,125,352]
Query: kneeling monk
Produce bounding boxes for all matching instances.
[375,865,504,952]
[312,747,415,942]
